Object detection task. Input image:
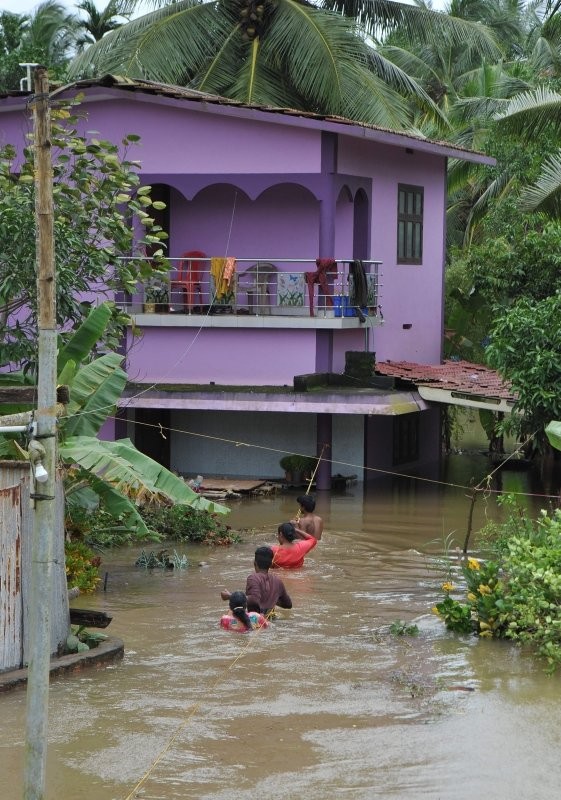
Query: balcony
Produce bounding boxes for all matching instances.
[117,258,382,329]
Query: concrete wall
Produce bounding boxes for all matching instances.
[169,410,364,480]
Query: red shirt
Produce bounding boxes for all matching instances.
[271,537,317,569]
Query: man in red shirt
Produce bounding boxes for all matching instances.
[271,522,317,569]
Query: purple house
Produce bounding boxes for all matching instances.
[0,76,494,488]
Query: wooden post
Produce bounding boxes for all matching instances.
[23,65,58,800]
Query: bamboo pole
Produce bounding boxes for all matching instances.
[23,66,58,800]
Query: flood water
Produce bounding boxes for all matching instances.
[1,454,561,800]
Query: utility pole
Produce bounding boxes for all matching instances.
[23,66,58,800]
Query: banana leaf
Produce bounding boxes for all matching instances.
[545,421,561,452]
[60,435,230,515]
[63,352,127,438]
[70,471,153,537]
[57,303,113,373]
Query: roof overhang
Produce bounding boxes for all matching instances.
[417,386,515,413]
[120,387,429,415]
[375,359,516,414]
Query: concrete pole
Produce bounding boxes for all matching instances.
[23,66,57,800]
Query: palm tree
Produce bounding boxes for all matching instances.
[495,85,561,212]
[68,0,501,130]
[0,1,78,90]
[75,0,136,49]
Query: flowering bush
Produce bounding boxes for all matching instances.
[433,497,561,673]
[65,540,102,594]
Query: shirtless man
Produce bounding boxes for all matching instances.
[292,495,324,541]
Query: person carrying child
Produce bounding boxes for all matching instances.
[221,545,293,616]
[220,590,269,633]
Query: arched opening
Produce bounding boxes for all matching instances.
[353,188,369,260]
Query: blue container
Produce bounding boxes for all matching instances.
[343,296,354,317]
[333,296,343,317]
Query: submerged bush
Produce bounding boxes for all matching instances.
[433,496,561,673]
[140,504,240,546]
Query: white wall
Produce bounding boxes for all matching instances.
[169,410,364,480]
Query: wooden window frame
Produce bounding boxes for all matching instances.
[397,184,424,265]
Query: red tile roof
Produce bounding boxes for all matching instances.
[375,360,516,402]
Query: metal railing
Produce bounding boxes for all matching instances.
[117,258,382,319]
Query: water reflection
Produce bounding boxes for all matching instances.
[0,454,559,800]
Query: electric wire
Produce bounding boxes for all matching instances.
[104,413,559,501]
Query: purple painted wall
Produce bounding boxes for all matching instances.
[126,327,318,385]
[169,182,319,264]
[0,84,451,384]
[339,138,446,363]
[65,94,322,175]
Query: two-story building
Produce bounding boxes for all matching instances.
[0,75,495,488]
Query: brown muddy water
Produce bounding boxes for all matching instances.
[1,455,561,800]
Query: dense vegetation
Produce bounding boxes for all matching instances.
[434,495,561,673]
[65,504,239,592]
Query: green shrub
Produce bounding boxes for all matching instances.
[66,506,152,550]
[433,497,561,673]
[279,454,316,474]
[140,504,240,546]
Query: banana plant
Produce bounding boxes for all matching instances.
[1,302,229,536]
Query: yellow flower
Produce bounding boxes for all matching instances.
[441,581,455,593]
[431,606,441,616]
[467,592,477,602]
[479,621,491,630]
[467,558,481,570]
[478,584,492,595]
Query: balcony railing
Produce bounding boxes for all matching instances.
[117,258,382,320]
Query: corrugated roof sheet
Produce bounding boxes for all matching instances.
[375,360,516,402]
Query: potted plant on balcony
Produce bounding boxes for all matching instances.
[143,279,169,313]
[279,454,316,486]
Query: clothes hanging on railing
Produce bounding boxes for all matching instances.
[349,260,368,308]
[223,257,236,285]
[211,257,236,300]
[305,258,337,317]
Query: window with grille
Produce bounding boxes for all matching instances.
[397,184,423,264]
[393,413,420,465]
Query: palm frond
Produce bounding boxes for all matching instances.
[495,85,561,138]
[520,149,561,213]
[463,170,516,245]
[68,0,222,82]
[265,1,365,115]
[453,95,511,124]
[367,46,450,127]
[323,0,502,59]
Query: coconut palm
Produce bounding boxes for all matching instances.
[0,1,78,90]
[75,0,136,48]
[67,0,501,130]
[494,85,561,212]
